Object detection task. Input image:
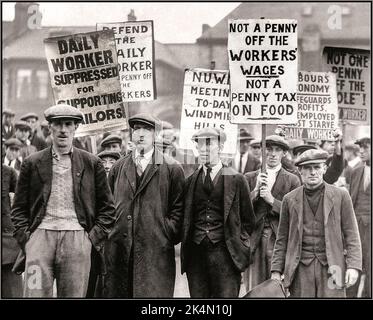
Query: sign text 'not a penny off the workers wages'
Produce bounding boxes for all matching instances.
[44,30,128,137]
[228,19,298,124]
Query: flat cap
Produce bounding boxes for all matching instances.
[160,120,174,130]
[100,134,122,148]
[295,149,329,166]
[355,137,371,147]
[128,113,159,129]
[20,112,38,121]
[14,120,32,132]
[293,144,317,157]
[44,104,83,122]
[265,135,289,151]
[97,150,121,161]
[250,139,261,148]
[2,109,15,116]
[238,128,254,141]
[192,127,226,143]
[4,138,23,149]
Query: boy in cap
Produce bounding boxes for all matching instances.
[100,134,123,153]
[244,135,301,291]
[97,150,121,176]
[105,113,185,298]
[271,149,362,297]
[249,139,262,163]
[181,127,255,298]
[347,137,371,297]
[20,112,47,151]
[11,103,116,297]
[14,120,37,160]
[2,109,15,141]
[3,138,23,173]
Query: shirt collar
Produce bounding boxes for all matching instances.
[348,157,361,168]
[267,163,282,173]
[52,146,73,160]
[203,160,223,174]
[135,147,154,160]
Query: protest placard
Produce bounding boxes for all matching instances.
[97,20,156,102]
[228,19,298,124]
[283,71,339,141]
[322,47,370,123]
[44,30,128,137]
[179,68,238,154]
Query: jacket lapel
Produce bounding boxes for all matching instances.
[71,148,85,201]
[271,168,286,197]
[123,156,137,194]
[323,183,335,225]
[35,148,53,204]
[223,167,236,223]
[351,166,364,205]
[292,186,304,238]
[184,168,201,235]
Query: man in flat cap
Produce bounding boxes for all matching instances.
[2,109,15,141]
[232,129,261,174]
[181,127,255,298]
[20,112,47,151]
[40,120,53,147]
[244,135,301,291]
[11,103,116,298]
[3,138,23,174]
[105,113,185,298]
[347,137,371,298]
[249,139,262,163]
[271,149,362,297]
[97,150,121,176]
[14,120,37,160]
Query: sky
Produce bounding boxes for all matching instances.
[2,2,241,43]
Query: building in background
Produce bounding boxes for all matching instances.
[2,2,370,141]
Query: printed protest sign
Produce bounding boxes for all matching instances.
[44,30,128,137]
[97,21,156,102]
[228,19,298,124]
[283,71,339,141]
[322,47,370,123]
[179,69,238,154]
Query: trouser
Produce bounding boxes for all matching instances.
[290,259,346,298]
[23,229,91,298]
[186,237,241,298]
[244,226,275,291]
[1,263,23,298]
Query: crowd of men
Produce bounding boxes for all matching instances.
[1,105,371,299]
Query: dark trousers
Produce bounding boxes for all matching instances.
[186,237,241,298]
[290,259,346,298]
[244,226,275,291]
[347,216,371,298]
[1,264,23,298]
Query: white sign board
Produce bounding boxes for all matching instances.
[228,19,298,124]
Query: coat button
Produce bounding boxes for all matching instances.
[127,215,132,220]
[77,172,80,177]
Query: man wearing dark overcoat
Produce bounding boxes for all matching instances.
[244,135,301,291]
[271,149,362,297]
[11,104,116,297]
[347,137,371,298]
[105,113,185,298]
[181,127,255,298]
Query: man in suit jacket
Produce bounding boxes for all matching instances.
[244,135,300,291]
[105,113,185,298]
[181,127,255,298]
[271,149,362,297]
[232,129,261,174]
[11,104,116,297]
[347,137,371,298]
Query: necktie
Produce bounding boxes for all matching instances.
[239,153,243,173]
[135,154,144,176]
[203,166,214,195]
